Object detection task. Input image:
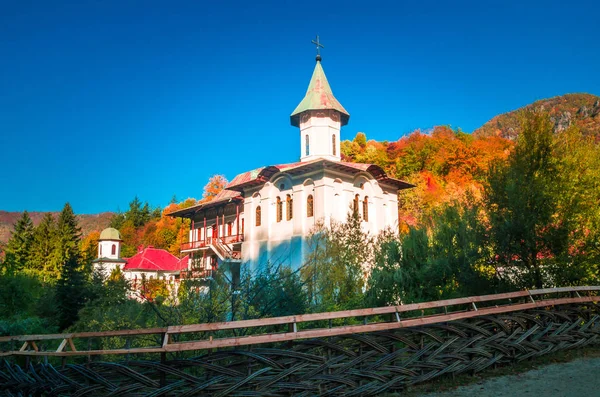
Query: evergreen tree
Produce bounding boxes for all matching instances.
[366,198,494,306]
[52,203,87,329]
[29,213,57,279]
[486,111,567,288]
[55,255,87,330]
[110,196,159,229]
[51,203,82,276]
[3,211,34,273]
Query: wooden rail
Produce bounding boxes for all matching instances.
[1,286,598,358]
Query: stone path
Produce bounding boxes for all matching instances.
[419,357,600,396]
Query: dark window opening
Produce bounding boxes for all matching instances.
[276,197,283,222]
[286,194,293,220]
[332,134,336,156]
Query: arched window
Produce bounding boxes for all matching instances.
[353,194,360,215]
[305,134,310,156]
[363,197,369,222]
[286,194,293,220]
[332,134,336,156]
[276,197,283,222]
[242,218,245,234]
[99,244,102,257]
[255,206,261,226]
[307,195,314,218]
[111,244,116,256]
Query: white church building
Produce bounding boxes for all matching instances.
[93,227,188,297]
[168,51,413,280]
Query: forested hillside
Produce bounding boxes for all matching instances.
[341,127,513,231]
[1,97,599,337]
[0,211,113,245]
[474,93,600,140]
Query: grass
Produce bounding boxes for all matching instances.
[381,346,600,396]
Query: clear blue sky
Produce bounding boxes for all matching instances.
[1,0,599,214]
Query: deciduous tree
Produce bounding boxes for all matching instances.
[202,175,228,202]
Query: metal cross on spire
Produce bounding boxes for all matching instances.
[312,35,324,61]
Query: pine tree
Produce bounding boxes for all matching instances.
[29,213,57,279]
[53,203,86,329]
[55,255,87,329]
[3,211,34,273]
[110,196,158,229]
[52,203,82,273]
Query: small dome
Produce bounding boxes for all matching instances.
[99,227,121,241]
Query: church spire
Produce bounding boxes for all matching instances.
[290,38,350,128]
[292,37,349,162]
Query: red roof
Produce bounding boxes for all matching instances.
[123,247,188,272]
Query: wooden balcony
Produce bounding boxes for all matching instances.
[181,234,244,252]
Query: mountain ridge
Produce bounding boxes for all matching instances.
[0,211,113,246]
[474,93,600,139]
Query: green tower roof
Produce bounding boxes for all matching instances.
[99,227,121,241]
[290,59,349,127]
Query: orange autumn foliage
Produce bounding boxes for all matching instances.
[82,176,227,259]
[341,128,514,231]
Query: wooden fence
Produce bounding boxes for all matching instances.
[1,286,600,396]
[1,286,598,358]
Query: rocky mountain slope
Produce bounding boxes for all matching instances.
[474,93,600,139]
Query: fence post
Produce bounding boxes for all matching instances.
[160,332,167,391]
[87,339,92,366]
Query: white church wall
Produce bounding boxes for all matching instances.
[239,165,400,272]
[98,240,121,260]
[94,261,124,279]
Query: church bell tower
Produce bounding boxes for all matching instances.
[291,36,349,162]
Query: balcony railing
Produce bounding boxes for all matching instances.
[180,269,213,280]
[180,234,244,251]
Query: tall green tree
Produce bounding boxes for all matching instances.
[55,255,88,330]
[366,198,495,306]
[51,203,82,274]
[547,124,600,285]
[29,213,57,279]
[486,111,567,288]
[3,211,34,273]
[110,196,160,229]
[53,203,87,329]
[303,211,374,311]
